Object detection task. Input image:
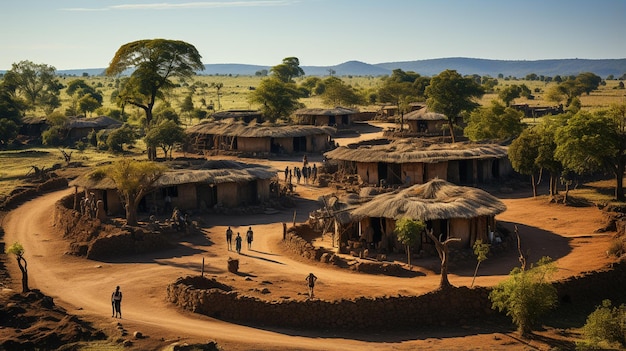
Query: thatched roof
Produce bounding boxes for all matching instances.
[351,178,506,221]
[213,110,261,119]
[324,139,507,164]
[294,107,358,116]
[186,120,335,138]
[65,116,122,129]
[404,109,447,121]
[69,160,277,190]
[21,116,48,125]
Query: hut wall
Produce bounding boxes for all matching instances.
[400,163,424,185]
[426,162,448,182]
[177,184,197,211]
[68,128,93,142]
[105,190,123,215]
[449,218,471,247]
[314,115,331,126]
[218,182,239,207]
[356,162,378,185]
[238,137,270,153]
[275,137,294,153]
[309,134,329,153]
[447,161,461,184]
[257,178,271,201]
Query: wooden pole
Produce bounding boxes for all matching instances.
[201,257,205,277]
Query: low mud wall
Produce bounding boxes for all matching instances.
[54,194,173,260]
[167,276,496,330]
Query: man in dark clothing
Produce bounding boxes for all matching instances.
[226,226,233,250]
[111,286,122,318]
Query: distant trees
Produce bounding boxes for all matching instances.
[0,81,23,148]
[464,101,525,141]
[106,39,204,160]
[3,60,62,114]
[144,120,186,160]
[377,69,428,131]
[65,79,103,116]
[270,57,305,83]
[319,77,364,107]
[426,69,484,142]
[90,159,166,226]
[498,84,530,107]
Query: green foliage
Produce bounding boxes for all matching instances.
[464,100,525,141]
[426,69,484,142]
[248,77,304,122]
[394,218,425,267]
[489,257,558,335]
[106,124,137,152]
[578,299,626,349]
[498,85,522,106]
[270,57,305,83]
[320,77,364,107]
[3,60,62,114]
[0,81,23,147]
[471,239,490,288]
[42,125,65,146]
[5,241,25,256]
[144,120,185,159]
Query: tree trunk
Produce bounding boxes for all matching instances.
[17,256,29,293]
[448,121,456,143]
[531,173,537,197]
[126,199,138,226]
[471,261,481,288]
[406,245,411,269]
[615,159,625,201]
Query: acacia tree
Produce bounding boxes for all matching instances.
[426,69,484,142]
[271,57,305,83]
[555,106,626,200]
[249,77,304,123]
[394,218,425,268]
[6,242,29,292]
[144,120,186,160]
[320,77,363,107]
[464,100,525,141]
[105,39,204,160]
[425,229,461,289]
[3,60,62,114]
[90,159,167,226]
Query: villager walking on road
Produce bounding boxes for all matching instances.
[306,273,317,299]
[111,286,122,318]
[235,232,242,254]
[284,166,289,182]
[246,226,254,250]
[226,226,233,250]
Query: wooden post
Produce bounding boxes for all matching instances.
[292,210,297,227]
[201,257,205,277]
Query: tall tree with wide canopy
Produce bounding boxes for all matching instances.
[425,69,484,142]
[270,57,305,83]
[377,69,427,131]
[90,159,167,226]
[3,60,62,114]
[554,106,626,201]
[464,100,525,141]
[105,39,204,159]
[0,81,23,148]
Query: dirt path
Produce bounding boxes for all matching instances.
[2,173,616,350]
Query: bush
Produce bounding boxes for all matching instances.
[489,256,558,335]
[606,238,625,258]
[577,299,626,350]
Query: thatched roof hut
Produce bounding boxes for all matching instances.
[345,179,506,253]
[63,116,123,142]
[212,109,262,123]
[186,120,335,154]
[294,107,358,128]
[324,139,511,186]
[69,160,278,215]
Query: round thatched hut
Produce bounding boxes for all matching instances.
[347,178,506,253]
[294,107,358,128]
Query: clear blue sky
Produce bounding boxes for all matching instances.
[1,0,624,71]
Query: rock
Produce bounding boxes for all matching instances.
[133,331,143,339]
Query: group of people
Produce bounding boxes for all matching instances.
[284,164,317,185]
[226,226,254,254]
[80,192,97,218]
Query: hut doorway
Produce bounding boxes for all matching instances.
[491,159,500,179]
[240,181,259,206]
[427,219,449,240]
[328,115,336,126]
[197,185,217,209]
[270,138,280,153]
[370,217,384,248]
[341,115,349,126]
[377,162,387,186]
[458,160,473,184]
[293,136,306,152]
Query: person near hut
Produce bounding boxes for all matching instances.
[226,226,233,250]
[305,272,317,299]
[303,154,308,167]
[284,166,289,182]
[246,226,254,250]
[295,167,301,184]
[312,164,317,182]
[111,286,122,318]
[235,232,243,254]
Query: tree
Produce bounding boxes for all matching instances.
[394,218,425,268]
[489,257,558,335]
[470,239,490,288]
[105,39,204,160]
[426,69,484,142]
[498,85,522,106]
[270,57,305,83]
[106,124,137,152]
[90,159,166,226]
[144,120,186,160]
[377,69,427,131]
[3,60,62,114]
[0,81,23,148]
[210,82,223,110]
[464,100,525,141]
[66,78,103,116]
[319,77,364,107]
[6,242,29,292]
[425,229,461,289]
[554,107,626,200]
[508,127,541,196]
[248,77,304,123]
[580,299,626,349]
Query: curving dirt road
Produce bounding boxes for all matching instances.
[2,178,615,350]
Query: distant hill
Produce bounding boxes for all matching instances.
[44,57,626,78]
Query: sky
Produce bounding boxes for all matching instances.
[1,0,625,71]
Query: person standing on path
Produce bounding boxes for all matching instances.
[226,226,233,250]
[246,226,254,250]
[111,286,122,318]
[305,273,317,299]
[235,232,242,254]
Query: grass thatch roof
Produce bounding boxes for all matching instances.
[294,107,358,116]
[64,116,122,129]
[351,178,506,221]
[213,110,261,119]
[186,120,335,138]
[324,139,507,164]
[404,109,447,121]
[69,160,277,190]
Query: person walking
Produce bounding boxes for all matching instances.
[226,226,233,251]
[312,164,317,183]
[305,273,317,299]
[235,232,243,254]
[246,226,254,250]
[284,166,289,182]
[111,286,122,318]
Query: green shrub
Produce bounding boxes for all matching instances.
[577,299,626,350]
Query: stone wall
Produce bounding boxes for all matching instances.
[167,276,498,331]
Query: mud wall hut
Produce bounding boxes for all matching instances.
[212,110,263,123]
[186,120,335,155]
[294,107,358,128]
[348,179,506,252]
[64,116,122,143]
[69,160,277,216]
[324,139,512,187]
